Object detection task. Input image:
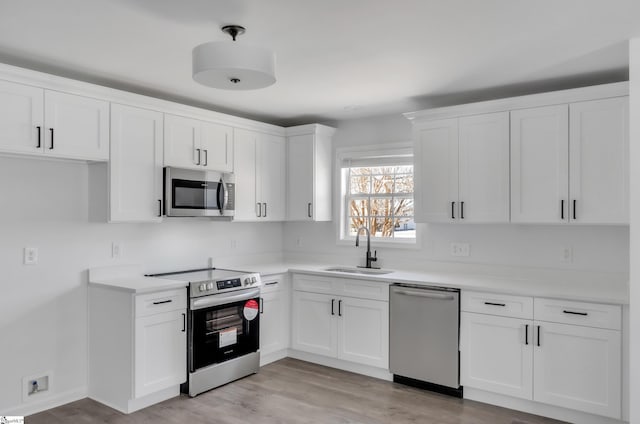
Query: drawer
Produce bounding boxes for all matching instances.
[461,291,533,319]
[337,278,389,301]
[534,298,621,330]
[135,288,186,317]
[292,274,336,294]
[261,275,287,293]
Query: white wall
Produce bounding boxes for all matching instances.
[629,38,639,424]
[0,156,283,414]
[284,114,630,275]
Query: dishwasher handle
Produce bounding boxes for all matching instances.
[393,289,456,301]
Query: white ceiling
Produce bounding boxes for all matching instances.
[0,0,639,126]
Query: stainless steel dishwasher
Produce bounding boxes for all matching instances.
[389,283,461,397]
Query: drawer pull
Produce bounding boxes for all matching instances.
[152,299,173,305]
[484,302,506,307]
[265,281,279,286]
[524,324,529,345]
[537,325,541,347]
[563,310,588,316]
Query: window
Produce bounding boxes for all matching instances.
[339,145,415,243]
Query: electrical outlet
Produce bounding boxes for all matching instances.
[562,246,573,263]
[23,373,51,400]
[24,247,38,265]
[451,243,470,257]
[296,237,303,247]
[111,242,122,259]
[230,239,237,249]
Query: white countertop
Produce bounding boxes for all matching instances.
[88,263,629,304]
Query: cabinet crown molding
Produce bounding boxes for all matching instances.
[285,124,337,137]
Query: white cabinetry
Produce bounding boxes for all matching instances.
[460,291,622,419]
[286,124,335,221]
[0,79,108,160]
[89,286,187,414]
[413,112,509,223]
[291,274,389,369]
[164,113,233,172]
[234,128,286,221]
[259,275,290,364]
[511,98,628,224]
[109,104,163,222]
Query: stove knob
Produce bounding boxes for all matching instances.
[199,284,206,292]
[251,276,257,284]
[244,278,251,286]
[207,282,214,290]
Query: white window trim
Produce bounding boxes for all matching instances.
[335,142,421,249]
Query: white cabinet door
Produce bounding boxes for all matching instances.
[460,312,533,400]
[569,97,629,224]
[134,310,186,398]
[337,297,388,368]
[458,112,510,222]
[164,114,201,170]
[511,105,569,223]
[533,321,621,419]
[232,128,258,221]
[0,79,44,155]
[109,104,163,222]
[287,134,314,221]
[413,118,458,223]
[44,90,109,160]
[201,121,233,172]
[291,291,337,357]
[260,290,288,356]
[258,134,286,221]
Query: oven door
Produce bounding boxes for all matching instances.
[189,288,260,372]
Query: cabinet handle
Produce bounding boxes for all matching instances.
[265,281,279,286]
[331,299,335,315]
[49,128,54,149]
[338,299,342,317]
[307,203,312,218]
[182,313,186,332]
[461,201,465,219]
[36,126,41,148]
[537,325,541,347]
[563,310,588,316]
[561,199,565,220]
[158,199,162,217]
[573,200,577,220]
[451,201,455,219]
[260,297,264,314]
[195,148,201,165]
[203,149,208,166]
[153,299,172,305]
[263,203,267,218]
[484,302,506,307]
[525,324,529,345]
[256,202,262,218]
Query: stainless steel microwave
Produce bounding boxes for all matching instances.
[164,167,235,218]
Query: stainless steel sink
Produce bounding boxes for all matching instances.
[323,266,394,275]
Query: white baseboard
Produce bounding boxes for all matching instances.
[5,387,87,417]
[260,349,288,367]
[464,387,627,424]
[288,350,392,381]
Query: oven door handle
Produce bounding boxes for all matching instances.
[190,288,261,310]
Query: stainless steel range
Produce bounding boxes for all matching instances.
[148,267,262,397]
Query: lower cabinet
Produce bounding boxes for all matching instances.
[259,275,290,361]
[460,291,622,419]
[89,286,187,413]
[291,274,389,369]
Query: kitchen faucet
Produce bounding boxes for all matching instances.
[355,226,378,269]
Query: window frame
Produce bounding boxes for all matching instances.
[336,143,419,248]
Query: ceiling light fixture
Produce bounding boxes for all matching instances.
[192,25,276,90]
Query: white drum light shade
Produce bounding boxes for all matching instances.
[193,41,276,90]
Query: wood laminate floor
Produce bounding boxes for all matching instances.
[28,358,566,424]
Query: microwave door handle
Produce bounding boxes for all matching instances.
[217,178,225,215]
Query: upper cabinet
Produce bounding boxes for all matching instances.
[233,128,286,221]
[286,124,335,221]
[164,113,233,172]
[413,112,510,223]
[109,103,164,223]
[0,79,109,160]
[406,83,629,225]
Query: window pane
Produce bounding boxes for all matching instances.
[348,216,369,236]
[371,174,393,193]
[348,198,369,217]
[394,198,414,216]
[394,165,413,174]
[370,198,392,216]
[350,167,371,176]
[394,217,416,238]
[394,174,414,194]
[350,176,370,194]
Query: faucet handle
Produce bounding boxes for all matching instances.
[372,250,377,261]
